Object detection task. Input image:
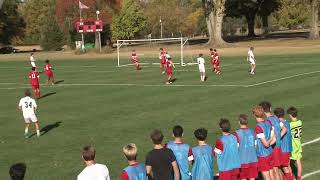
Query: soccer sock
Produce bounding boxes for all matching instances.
[36,130,40,136]
[297,176,301,180]
[24,128,28,134]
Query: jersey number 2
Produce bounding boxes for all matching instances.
[293,127,302,138]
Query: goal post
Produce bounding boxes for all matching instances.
[116,37,188,67]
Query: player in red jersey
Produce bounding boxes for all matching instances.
[213,49,221,75]
[44,60,55,85]
[131,50,141,70]
[159,48,166,74]
[166,57,175,84]
[210,48,217,71]
[29,67,40,99]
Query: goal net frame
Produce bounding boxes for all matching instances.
[116,37,188,67]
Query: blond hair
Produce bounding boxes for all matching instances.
[252,105,264,118]
[123,143,137,161]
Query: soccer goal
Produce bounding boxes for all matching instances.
[116,38,189,67]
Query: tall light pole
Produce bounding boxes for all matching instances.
[160,16,163,39]
[96,10,102,53]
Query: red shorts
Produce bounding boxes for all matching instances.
[219,168,239,180]
[240,166,258,179]
[167,69,172,76]
[32,84,39,89]
[45,71,53,78]
[161,59,166,64]
[214,62,220,67]
[271,147,282,167]
[211,60,215,65]
[258,154,273,172]
[281,152,291,167]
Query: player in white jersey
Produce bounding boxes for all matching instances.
[30,53,36,68]
[247,47,256,75]
[18,89,40,138]
[77,145,110,180]
[197,53,206,81]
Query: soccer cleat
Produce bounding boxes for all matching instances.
[24,133,29,139]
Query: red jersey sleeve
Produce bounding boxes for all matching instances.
[214,139,224,155]
[233,132,240,143]
[188,147,193,157]
[255,126,264,134]
[121,170,129,180]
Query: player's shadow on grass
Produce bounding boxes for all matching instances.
[170,78,177,82]
[55,80,64,84]
[28,121,62,138]
[38,92,56,100]
[40,121,62,136]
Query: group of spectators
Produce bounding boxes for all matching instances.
[9,101,302,180]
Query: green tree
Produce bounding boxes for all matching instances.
[0,0,25,45]
[40,14,64,50]
[226,0,280,37]
[271,0,310,29]
[21,0,55,44]
[258,0,280,34]
[112,0,146,40]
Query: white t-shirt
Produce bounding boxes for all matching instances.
[19,96,37,118]
[30,55,35,62]
[77,164,110,180]
[197,57,205,66]
[197,57,205,72]
[248,50,255,62]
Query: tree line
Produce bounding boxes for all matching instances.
[0,0,319,50]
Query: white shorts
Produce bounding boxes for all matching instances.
[199,65,205,73]
[249,59,255,65]
[31,62,36,67]
[24,115,38,123]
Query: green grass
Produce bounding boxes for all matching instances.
[0,53,320,179]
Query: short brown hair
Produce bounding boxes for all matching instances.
[274,107,285,118]
[253,106,264,118]
[123,143,137,161]
[239,114,248,125]
[287,106,298,118]
[194,128,207,141]
[150,129,163,145]
[82,145,96,161]
[219,118,231,132]
[24,89,31,97]
[259,101,272,112]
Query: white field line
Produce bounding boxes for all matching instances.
[300,137,320,179]
[0,70,319,89]
[302,137,320,147]
[302,170,320,179]
[56,83,244,87]
[245,70,320,87]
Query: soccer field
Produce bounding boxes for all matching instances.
[0,53,320,179]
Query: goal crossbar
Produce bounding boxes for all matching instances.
[117,37,188,67]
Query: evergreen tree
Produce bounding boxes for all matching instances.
[40,15,64,51]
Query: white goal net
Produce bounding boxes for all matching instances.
[116,38,189,67]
